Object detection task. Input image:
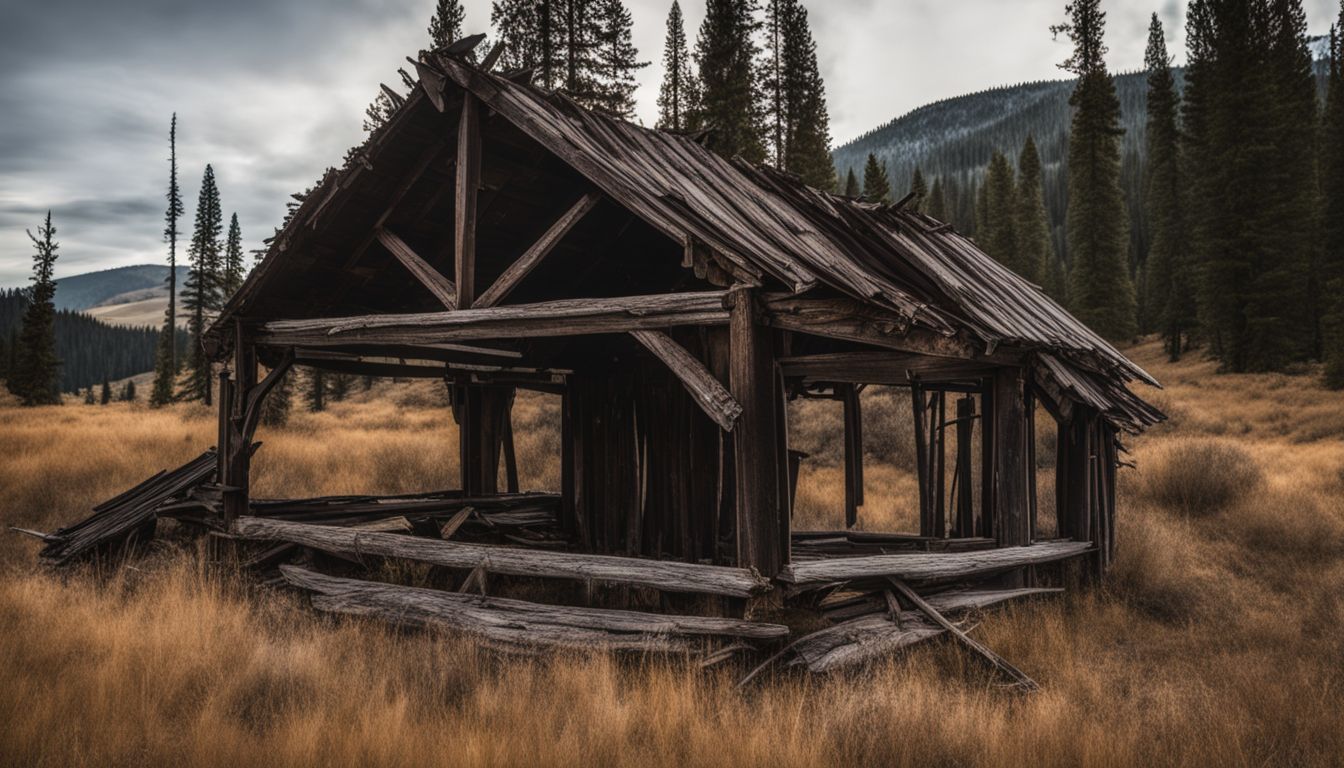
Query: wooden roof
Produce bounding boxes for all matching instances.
[213,46,1162,432]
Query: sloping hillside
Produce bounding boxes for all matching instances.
[53,265,187,313]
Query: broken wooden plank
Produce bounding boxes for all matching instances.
[456,93,480,308]
[235,517,770,597]
[778,540,1093,586]
[889,577,1039,692]
[376,228,457,309]
[281,565,787,641]
[631,329,741,431]
[475,192,601,308]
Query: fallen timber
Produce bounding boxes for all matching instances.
[234,517,771,597]
[281,566,789,647]
[779,540,1094,586]
[40,450,219,565]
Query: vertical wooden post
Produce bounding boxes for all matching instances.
[954,396,976,537]
[560,383,576,535]
[992,367,1030,547]
[979,381,996,539]
[455,95,480,309]
[1025,387,1038,541]
[501,400,519,493]
[841,383,864,529]
[728,288,782,577]
[933,390,946,538]
[911,379,931,535]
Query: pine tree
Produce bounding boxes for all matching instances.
[656,1,700,131]
[306,368,326,412]
[1014,136,1052,286]
[981,150,1020,274]
[10,212,61,406]
[1141,14,1192,360]
[861,153,891,203]
[1323,10,1344,388]
[592,0,647,117]
[222,213,244,298]
[83,387,95,405]
[122,380,137,401]
[329,373,353,402]
[926,176,948,221]
[908,168,928,213]
[492,0,548,81]
[1053,0,1136,341]
[261,367,293,427]
[181,165,223,404]
[428,0,466,48]
[843,167,860,198]
[100,376,111,405]
[695,0,766,163]
[777,1,834,189]
[152,114,184,406]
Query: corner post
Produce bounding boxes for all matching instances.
[221,328,256,527]
[727,288,783,577]
[992,366,1030,548]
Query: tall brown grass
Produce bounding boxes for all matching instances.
[2,340,1344,767]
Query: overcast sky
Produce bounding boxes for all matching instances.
[0,0,1336,286]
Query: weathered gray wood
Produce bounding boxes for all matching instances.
[235,517,771,597]
[475,193,601,308]
[281,565,787,641]
[778,351,1002,385]
[376,228,457,309]
[763,296,989,360]
[994,367,1030,548]
[456,94,480,308]
[778,540,1093,585]
[729,288,784,577]
[257,292,731,347]
[631,330,741,431]
[889,577,1039,691]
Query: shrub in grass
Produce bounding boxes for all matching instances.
[1140,439,1262,517]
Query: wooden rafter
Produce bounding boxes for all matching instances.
[375,228,457,309]
[455,94,481,309]
[344,140,447,269]
[475,192,602,308]
[631,330,741,432]
[764,296,994,361]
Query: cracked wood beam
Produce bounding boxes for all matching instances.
[455,94,481,309]
[475,192,602,308]
[376,228,458,309]
[631,330,741,431]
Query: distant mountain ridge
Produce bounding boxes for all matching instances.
[52,264,187,313]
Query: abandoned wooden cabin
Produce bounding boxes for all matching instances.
[36,38,1164,675]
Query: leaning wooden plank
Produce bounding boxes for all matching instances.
[255,292,730,348]
[476,193,602,308]
[889,578,1040,692]
[236,517,770,597]
[281,566,786,641]
[790,613,944,673]
[631,330,742,431]
[778,540,1093,586]
[376,228,457,309]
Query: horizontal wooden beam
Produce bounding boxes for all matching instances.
[293,350,567,386]
[631,330,741,431]
[778,540,1093,586]
[779,351,1001,385]
[281,566,787,643]
[234,516,770,597]
[256,291,731,347]
[763,296,996,361]
[476,192,602,308]
[376,228,457,309]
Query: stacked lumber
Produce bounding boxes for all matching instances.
[38,450,218,565]
[280,566,788,653]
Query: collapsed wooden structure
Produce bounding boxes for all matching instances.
[33,37,1163,680]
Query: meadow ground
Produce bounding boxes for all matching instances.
[2,338,1343,767]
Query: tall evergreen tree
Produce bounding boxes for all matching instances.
[222,213,244,298]
[777,1,834,189]
[121,380,137,402]
[10,212,61,405]
[1323,10,1344,388]
[152,114,184,406]
[493,0,549,82]
[695,0,766,163]
[1053,0,1136,341]
[908,167,928,213]
[843,167,860,198]
[261,367,293,426]
[656,1,700,131]
[981,150,1020,274]
[100,376,111,405]
[926,176,948,221]
[1015,136,1053,286]
[181,165,223,404]
[592,0,647,117]
[1141,14,1193,360]
[306,368,326,412]
[861,153,891,203]
[428,0,466,48]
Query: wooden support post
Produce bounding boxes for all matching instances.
[455,94,480,309]
[1025,387,1038,541]
[954,396,975,538]
[728,289,783,577]
[911,379,932,536]
[560,385,576,536]
[502,401,519,494]
[933,390,946,538]
[992,367,1030,548]
[220,327,258,527]
[841,383,863,529]
[979,380,996,539]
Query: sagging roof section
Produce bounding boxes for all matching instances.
[215,45,1162,432]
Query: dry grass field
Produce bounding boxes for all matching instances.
[2,338,1343,767]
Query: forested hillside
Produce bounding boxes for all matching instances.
[52,265,188,313]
